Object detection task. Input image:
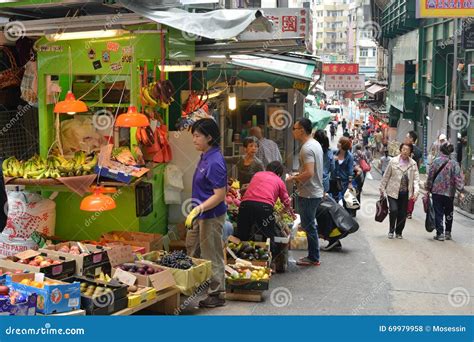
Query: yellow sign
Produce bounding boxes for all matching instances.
[418,0,474,18]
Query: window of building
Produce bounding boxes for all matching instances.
[360,48,368,57]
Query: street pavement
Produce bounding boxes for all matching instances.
[171,125,473,316]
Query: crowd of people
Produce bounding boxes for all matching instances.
[184,115,466,308]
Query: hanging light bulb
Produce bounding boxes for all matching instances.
[54,91,88,114]
[228,86,237,111]
[80,187,116,212]
[115,105,150,127]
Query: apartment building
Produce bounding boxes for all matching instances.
[313,0,351,62]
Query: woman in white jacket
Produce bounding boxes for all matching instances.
[379,143,420,239]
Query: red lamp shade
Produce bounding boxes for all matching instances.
[115,106,149,127]
[80,188,116,212]
[54,91,88,114]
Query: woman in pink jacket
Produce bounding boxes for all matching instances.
[236,161,294,256]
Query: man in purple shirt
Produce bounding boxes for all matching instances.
[185,118,227,308]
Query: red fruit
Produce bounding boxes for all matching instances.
[40,261,51,267]
[51,260,62,265]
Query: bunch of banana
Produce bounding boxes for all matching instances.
[141,80,175,109]
[2,152,98,179]
[135,126,155,146]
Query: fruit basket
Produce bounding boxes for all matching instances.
[226,237,271,267]
[225,263,271,291]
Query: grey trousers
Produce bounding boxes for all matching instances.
[186,214,226,296]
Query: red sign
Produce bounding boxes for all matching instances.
[322,63,359,75]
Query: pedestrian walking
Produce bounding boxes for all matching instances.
[374,129,383,154]
[426,143,465,241]
[329,122,336,142]
[379,143,420,239]
[287,118,324,267]
[331,137,355,215]
[314,129,334,193]
[341,118,347,132]
[185,118,227,308]
[380,150,391,176]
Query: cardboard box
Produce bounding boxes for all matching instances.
[143,251,212,296]
[225,236,271,267]
[108,246,175,292]
[62,276,128,316]
[0,250,76,279]
[9,273,81,315]
[168,240,186,253]
[101,231,163,253]
[127,286,157,308]
[0,267,26,285]
[0,293,37,316]
[41,242,110,276]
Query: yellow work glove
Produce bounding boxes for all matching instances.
[185,206,201,229]
[231,180,240,189]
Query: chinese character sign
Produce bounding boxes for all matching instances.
[324,74,365,91]
[322,63,359,75]
[417,0,474,17]
[282,16,297,32]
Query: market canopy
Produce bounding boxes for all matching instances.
[122,5,270,40]
[304,105,332,130]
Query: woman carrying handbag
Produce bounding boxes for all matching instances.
[379,143,420,239]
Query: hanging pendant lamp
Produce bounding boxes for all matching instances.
[55,46,88,114]
[115,105,149,127]
[54,90,88,114]
[80,186,116,212]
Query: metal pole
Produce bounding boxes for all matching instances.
[450,18,458,149]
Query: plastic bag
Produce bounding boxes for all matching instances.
[344,188,360,209]
[3,191,56,240]
[316,196,359,238]
[61,116,104,155]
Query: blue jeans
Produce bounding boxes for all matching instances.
[297,196,322,262]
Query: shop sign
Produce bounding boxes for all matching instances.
[38,45,63,52]
[237,8,309,41]
[417,0,474,18]
[322,63,359,75]
[468,64,474,90]
[292,81,307,91]
[324,74,365,91]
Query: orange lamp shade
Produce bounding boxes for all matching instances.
[115,106,150,127]
[54,91,88,114]
[80,191,116,212]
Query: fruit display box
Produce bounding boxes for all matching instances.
[108,246,175,292]
[0,267,26,285]
[142,251,212,296]
[101,231,163,253]
[9,273,81,315]
[41,242,110,276]
[127,286,157,308]
[225,236,272,267]
[226,278,270,291]
[82,261,112,280]
[225,265,271,291]
[0,250,76,279]
[63,276,128,315]
[0,293,37,316]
